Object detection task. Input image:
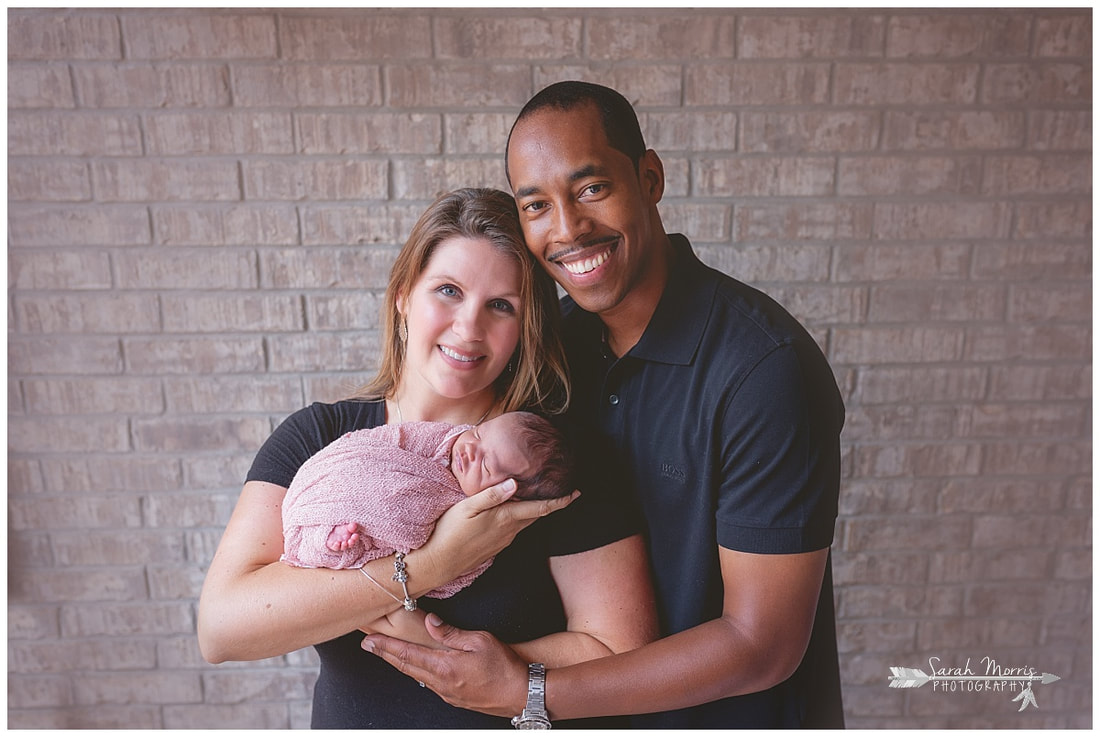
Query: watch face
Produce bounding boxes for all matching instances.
[514,717,551,730]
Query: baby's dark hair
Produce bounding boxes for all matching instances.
[509,412,575,501]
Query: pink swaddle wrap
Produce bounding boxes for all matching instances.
[281,420,493,598]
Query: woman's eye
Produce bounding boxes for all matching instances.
[437,285,459,298]
[490,299,515,314]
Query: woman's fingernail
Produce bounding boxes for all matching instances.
[427,613,443,627]
[362,640,376,654]
[502,478,516,492]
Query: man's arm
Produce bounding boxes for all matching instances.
[362,544,827,718]
[541,546,827,718]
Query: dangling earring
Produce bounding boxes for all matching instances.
[397,317,408,343]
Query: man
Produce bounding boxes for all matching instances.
[363,81,845,728]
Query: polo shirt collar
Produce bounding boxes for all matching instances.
[628,234,715,366]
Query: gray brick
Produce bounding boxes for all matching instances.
[123,336,266,374]
[232,63,382,107]
[436,16,581,59]
[391,158,506,200]
[533,64,683,107]
[740,13,885,58]
[695,156,835,197]
[153,204,299,246]
[588,14,735,60]
[836,62,980,105]
[8,11,122,60]
[122,13,277,59]
[742,111,880,153]
[8,64,76,107]
[297,112,441,155]
[9,250,113,290]
[279,13,431,60]
[74,671,202,705]
[244,159,388,201]
[145,111,293,155]
[74,63,231,108]
[114,248,257,290]
[9,204,150,247]
[983,63,1091,104]
[8,112,143,156]
[886,13,1030,58]
[7,160,91,201]
[687,62,831,105]
[1035,14,1093,57]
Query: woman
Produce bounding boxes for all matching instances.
[197,188,656,728]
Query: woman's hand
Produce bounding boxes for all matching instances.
[412,479,578,586]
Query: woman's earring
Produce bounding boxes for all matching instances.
[398,318,408,343]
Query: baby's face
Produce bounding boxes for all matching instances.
[450,413,534,496]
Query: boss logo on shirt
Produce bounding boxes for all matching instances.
[660,462,687,482]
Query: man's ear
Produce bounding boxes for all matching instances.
[639,149,665,204]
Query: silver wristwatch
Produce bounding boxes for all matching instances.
[511,662,551,729]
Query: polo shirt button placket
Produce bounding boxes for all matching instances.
[608,394,620,406]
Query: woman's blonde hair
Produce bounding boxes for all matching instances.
[351,188,569,415]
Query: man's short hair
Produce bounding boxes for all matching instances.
[506,80,647,182]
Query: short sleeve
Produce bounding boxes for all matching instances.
[540,415,644,558]
[715,343,841,554]
[246,400,383,488]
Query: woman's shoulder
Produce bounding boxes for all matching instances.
[246,398,386,487]
[290,398,386,435]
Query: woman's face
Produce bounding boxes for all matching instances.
[398,235,523,407]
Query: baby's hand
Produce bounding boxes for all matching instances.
[326,522,360,552]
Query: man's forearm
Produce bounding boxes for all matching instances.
[544,617,791,720]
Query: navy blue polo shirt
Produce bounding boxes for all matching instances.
[560,234,845,728]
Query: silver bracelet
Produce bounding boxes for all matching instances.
[392,552,417,611]
[360,567,402,606]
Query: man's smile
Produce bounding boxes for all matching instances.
[551,238,619,277]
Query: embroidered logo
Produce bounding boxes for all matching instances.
[660,463,686,482]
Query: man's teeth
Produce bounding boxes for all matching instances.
[563,248,610,275]
[440,346,478,362]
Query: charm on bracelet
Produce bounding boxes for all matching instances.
[393,551,417,611]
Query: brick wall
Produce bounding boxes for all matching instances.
[7,8,1091,729]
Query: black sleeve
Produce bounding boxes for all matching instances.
[540,415,644,558]
[245,400,383,488]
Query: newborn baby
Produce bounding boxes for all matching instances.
[280,410,573,598]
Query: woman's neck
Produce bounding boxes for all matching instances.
[390,388,497,427]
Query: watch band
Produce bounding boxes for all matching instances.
[511,662,551,729]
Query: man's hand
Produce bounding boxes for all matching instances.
[362,613,528,717]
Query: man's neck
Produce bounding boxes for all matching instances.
[601,235,674,357]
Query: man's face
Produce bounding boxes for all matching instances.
[507,104,662,318]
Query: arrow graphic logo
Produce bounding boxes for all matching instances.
[888,666,1061,711]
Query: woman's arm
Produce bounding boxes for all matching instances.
[198,481,414,663]
[510,534,657,667]
[198,479,576,663]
